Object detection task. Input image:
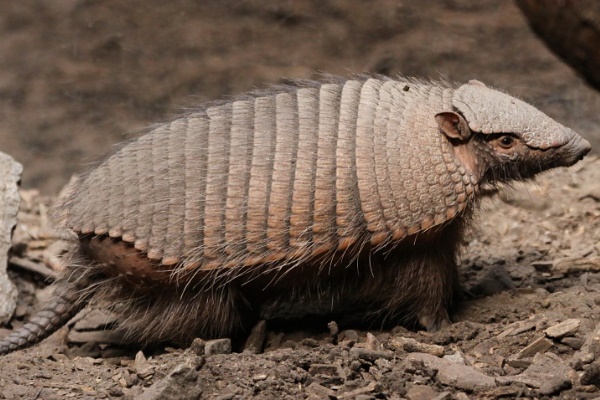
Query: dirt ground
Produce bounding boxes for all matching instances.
[1,1,600,399]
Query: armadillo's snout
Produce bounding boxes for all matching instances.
[561,133,591,166]
[578,137,592,159]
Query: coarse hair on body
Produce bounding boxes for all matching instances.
[60,204,472,346]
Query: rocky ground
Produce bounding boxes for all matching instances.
[2,1,600,399]
[0,156,599,399]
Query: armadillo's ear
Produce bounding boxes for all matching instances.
[435,111,471,141]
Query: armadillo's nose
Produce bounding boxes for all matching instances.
[563,134,591,166]
[579,137,592,159]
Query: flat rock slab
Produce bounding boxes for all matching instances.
[496,353,574,395]
[0,152,22,324]
[406,352,497,392]
[545,319,581,339]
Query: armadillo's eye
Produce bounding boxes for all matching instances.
[498,135,515,149]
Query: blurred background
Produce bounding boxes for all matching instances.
[0,0,598,194]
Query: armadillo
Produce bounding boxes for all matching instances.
[0,76,591,354]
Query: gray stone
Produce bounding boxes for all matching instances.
[242,320,266,354]
[365,332,384,351]
[580,361,600,386]
[188,338,206,355]
[407,385,438,400]
[308,363,338,376]
[205,338,232,355]
[539,376,572,396]
[443,351,466,365]
[561,336,584,350]
[340,329,359,342]
[497,352,573,393]
[0,152,22,324]
[406,352,496,391]
[572,321,600,367]
[136,358,202,400]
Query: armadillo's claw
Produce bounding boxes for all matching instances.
[418,310,451,332]
[0,283,86,355]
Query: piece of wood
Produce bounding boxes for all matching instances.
[545,319,581,339]
[9,256,57,280]
[514,337,553,359]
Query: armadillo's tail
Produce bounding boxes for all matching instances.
[0,281,88,355]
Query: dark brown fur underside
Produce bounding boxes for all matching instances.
[62,216,468,346]
[0,197,470,354]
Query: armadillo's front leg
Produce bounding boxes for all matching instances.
[382,241,461,332]
[411,254,461,332]
[418,306,452,332]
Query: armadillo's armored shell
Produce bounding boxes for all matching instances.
[60,78,478,271]
[452,81,572,149]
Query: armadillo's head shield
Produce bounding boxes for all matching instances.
[450,80,591,182]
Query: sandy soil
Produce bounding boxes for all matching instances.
[1,1,600,399]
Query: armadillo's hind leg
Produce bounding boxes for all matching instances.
[0,281,87,355]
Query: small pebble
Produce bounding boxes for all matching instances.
[328,321,339,336]
[539,376,571,396]
[189,338,205,355]
[340,330,359,342]
[108,386,124,397]
[301,338,320,348]
[134,350,147,372]
[243,320,267,354]
[366,332,383,351]
[540,299,551,308]
[581,361,600,386]
[561,336,584,350]
[443,352,466,365]
[205,338,232,355]
[406,385,437,400]
[308,364,338,376]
